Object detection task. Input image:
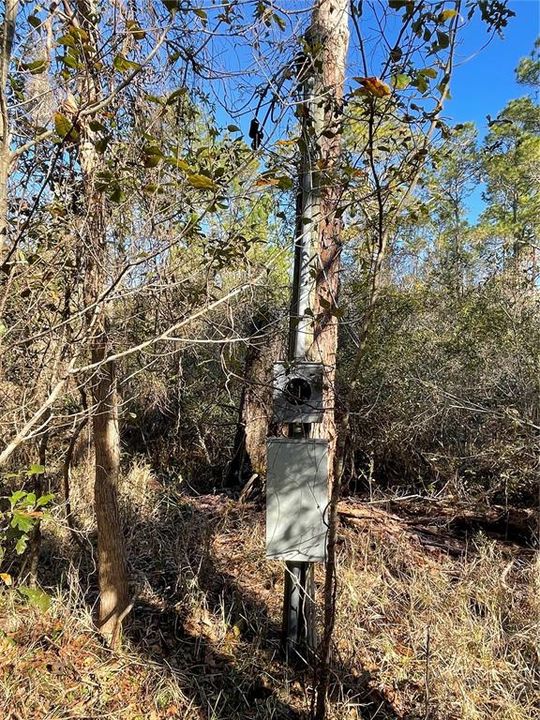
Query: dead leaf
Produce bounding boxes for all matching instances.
[357,76,392,98]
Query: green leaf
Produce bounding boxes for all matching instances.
[113,53,142,74]
[390,46,402,62]
[194,8,207,21]
[36,493,54,508]
[142,144,163,168]
[162,0,179,12]
[11,511,34,534]
[414,76,428,93]
[9,490,27,508]
[109,186,126,203]
[276,176,293,191]
[187,174,216,191]
[15,535,29,555]
[60,53,81,70]
[418,67,438,78]
[54,112,78,141]
[70,26,89,42]
[126,20,146,40]
[94,137,109,153]
[393,73,411,89]
[436,30,450,49]
[57,33,76,48]
[227,125,240,133]
[28,15,41,29]
[19,586,51,612]
[0,321,7,337]
[18,492,36,508]
[143,154,161,168]
[27,463,45,476]
[22,59,48,74]
[166,156,191,172]
[142,143,163,157]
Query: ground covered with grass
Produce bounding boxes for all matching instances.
[1,462,538,720]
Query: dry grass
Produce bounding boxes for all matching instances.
[0,589,199,720]
[335,528,539,719]
[1,459,538,720]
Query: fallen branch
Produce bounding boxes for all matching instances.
[338,497,537,557]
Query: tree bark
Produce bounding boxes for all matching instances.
[0,0,17,259]
[91,329,129,641]
[307,2,349,717]
[74,0,129,646]
[309,0,350,471]
[227,315,283,485]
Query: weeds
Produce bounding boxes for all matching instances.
[0,460,537,719]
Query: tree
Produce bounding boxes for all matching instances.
[424,124,480,297]
[64,0,133,645]
[481,87,540,277]
[337,38,538,506]
[305,0,349,715]
[227,310,283,485]
[0,0,17,258]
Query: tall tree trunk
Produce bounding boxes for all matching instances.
[227,315,283,485]
[91,323,129,642]
[82,144,129,647]
[307,1,349,717]
[309,0,349,471]
[75,1,129,646]
[0,0,17,259]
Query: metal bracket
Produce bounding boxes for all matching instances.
[272,360,324,423]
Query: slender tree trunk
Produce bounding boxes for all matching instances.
[81,153,129,645]
[227,316,283,485]
[309,0,350,470]
[307,1,349,717]
[91,326,129,641]
[75,1,129,646]
[0,0,17,259]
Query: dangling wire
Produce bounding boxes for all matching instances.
[248,117,263,150]
[247,58,299,151]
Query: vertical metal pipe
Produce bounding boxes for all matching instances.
[282,48,320,664]
[288,63,319,362]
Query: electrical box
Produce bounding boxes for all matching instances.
[266,438,328,562]
[272,361,324,424]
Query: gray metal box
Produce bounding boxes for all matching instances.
[272,361,324,423]
[266,438,329,562]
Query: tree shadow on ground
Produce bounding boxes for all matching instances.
[119,491,406,720]
[32,488,407,719]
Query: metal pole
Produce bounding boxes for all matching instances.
[282,48,321,664]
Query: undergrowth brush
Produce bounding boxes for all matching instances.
[0,460,537,719]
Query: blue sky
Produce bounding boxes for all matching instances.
[211,2,538,221]
[448,0,539,133]
[448,1,539,219]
